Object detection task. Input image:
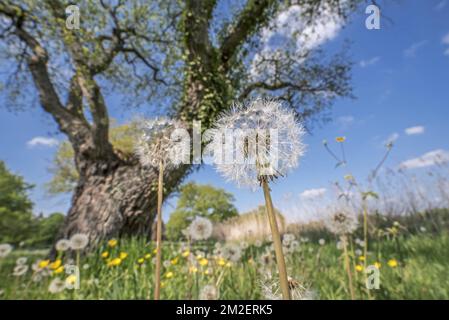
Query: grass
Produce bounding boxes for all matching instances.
[0,230,448,300]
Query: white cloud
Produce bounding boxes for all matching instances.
[300,188,327,199]
[404,40,428,58]
[405,126,425,135]
[399,149,449,169]
[443,32,449,45]
[384,132,399,145]
[250,3,344,80]
[27,136,59,148]
[435,0,447,10]
[359,56,380,68]
[445,48,449,56]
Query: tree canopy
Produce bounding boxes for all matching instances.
[166,182,238,240]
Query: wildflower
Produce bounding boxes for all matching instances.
[189,266,198,273]
[199,285,219,300]
[336,136,346,143]
[210,98,305,189]
[181,250,190,258]
[318,239,326,246]
[217,258,226,266]
[261,276,315,300]
[119,252,128,260]
[48,278,66,294]
[137,258,145,264]
[165,271,174,279]
[55,239,70,252]
[355,249,362,256]
[189,216,213,241]
[83,264,89,270]
[153,248,158,254]
[198,258,208,267]
[101,251,109,258]
[223,244,242,262]
[69,233,89,250]
[38,260,50,269]
[204,268,213,275]
[107,258,122,267]
[374,262,381,269]
[144,253,152,259]
[359,256,365,262]
[325,209,358,235]
[16,257,27,265]
[420,226,426,232]
[355,265,364,272]
[66,275,77,286]
[54,266,64,274]
[240,241,249,249]
[225,262,232,268]
[171,257,179,265]
[388,259,398,268]
[13,264,28,276]
[50,260,62,270]
[108,239,118,248]
[0,244,12,258]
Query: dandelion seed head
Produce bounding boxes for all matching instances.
[48,278,66,294]
[223,243,242,262]
[211,99,306,189]
[199,285,219,300]
[12,264,28,276]
[16,257,27,265]
[0,243,13,258]
[55,239,70,252]
[189,216,213,241]
[260,276,316,300]
[324,208,358,235]
[69,233,89,250]
[135,117,188,169]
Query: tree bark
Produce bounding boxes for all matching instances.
[57,156,189,247]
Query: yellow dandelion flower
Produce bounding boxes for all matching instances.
[198,258,208,266]
[66,275,77,285]
[119,252,128,260]
[107,258,122,267]
[144,253,152,259]
[137,258,145,264]
[336,136,346,143]
[248,258,254,265]
[108,239,118,248]
[355,265,364,272]
[374,262,381,269]
[161,282,166,288]
[38,260,50,269]
[165,271,174,279]
[50,259,62,270]
[387,259,398,268]
[101,251,109,258]
[181,250,190,258]
[54,266,64,274]
[225,262,232,268]
[344,174,354,181]
[171,257,179,265]
[358,256,365,262]
[217,258,226,266]
[204,269,211,275]
[189,266,198,273]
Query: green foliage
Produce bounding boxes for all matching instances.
[166,182,238,240]
[46,121,142,194]
[0,160,34,244]
[29,213,65,248]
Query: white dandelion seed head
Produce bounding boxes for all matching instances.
[163,260,171,268]
[69,233,89,250]
[282,233,296,246]
[324,208,358,236]
[223,243,242,262]
[189,216,213,241]
[318,239,326,246]
[32,273,43,283]
[55,239,71,252]
[0,243,13,258]
[199,285,219,300]
[259,252,273,266]
[12,264,28,276]
[289,240,300,252]
[254,239,262,247]
[240,241,249,250]
[355,249,362,256]
[260,276,316,300]
[135,117,188,169]
[48,278,66,294]
[211,98,306,189]
[16,257,27,265]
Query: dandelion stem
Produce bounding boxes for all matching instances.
[342,235,355,300]
[261,179,291,300]
[154,161,164,300]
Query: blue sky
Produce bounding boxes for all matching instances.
[1,0,448,222]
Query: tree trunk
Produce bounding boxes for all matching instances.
[57,157,189,248]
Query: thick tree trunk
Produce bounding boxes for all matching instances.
[57,157,189,247]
